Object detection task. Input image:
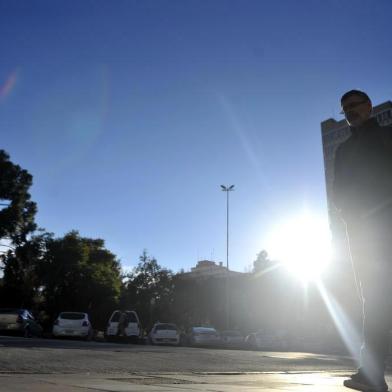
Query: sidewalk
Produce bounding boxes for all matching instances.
[1,371,387,391]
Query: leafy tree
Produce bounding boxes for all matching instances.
[37,231,122,328]
[121,250,174,329]
[252,250,272,274]
[0,231,51,309]
[0,150,41,310]
[171,275,227,330]
[0,150,37,245]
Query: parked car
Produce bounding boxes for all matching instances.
[187,326,220,347]
[0,308,43,337]
[52,312,93,340]
[220,330,245,348]
[105,310,142,343]
[245,330,289,351]
[148,323,180,345]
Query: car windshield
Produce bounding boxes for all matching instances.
[110,311,121,322]
[60,312,85,320]
[155,324,177,331]
[193,327,217,334]
[0,309,25,315]
[125,312,137,322]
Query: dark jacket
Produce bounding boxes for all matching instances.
[333,117,392,223]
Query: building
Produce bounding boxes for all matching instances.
[321,100,392,259]
[179,260,242,280]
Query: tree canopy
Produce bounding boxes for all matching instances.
[38,231,122,327]
[0,150,37,245]
[0,231,50,309]
[121,250,174,329]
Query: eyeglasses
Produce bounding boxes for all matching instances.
[340,100,368,114]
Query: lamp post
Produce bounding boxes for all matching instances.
[220,185,234,270]
[220,184,234,329]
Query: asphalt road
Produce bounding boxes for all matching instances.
[0,335,355,375]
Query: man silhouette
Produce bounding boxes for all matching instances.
[333,90,392,392]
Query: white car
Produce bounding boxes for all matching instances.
[149,323,180,345]
[105,310,142,343]
[52,312,93,340]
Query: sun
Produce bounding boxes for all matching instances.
[265,212,332,282]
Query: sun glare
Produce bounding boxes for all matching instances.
[265,212,332,282]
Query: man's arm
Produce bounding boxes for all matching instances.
[381,125,392,150]
[332,146,344,214]
[332,144,356,224]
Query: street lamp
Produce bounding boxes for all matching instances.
[220,184,234,329]
[220,185,235,270]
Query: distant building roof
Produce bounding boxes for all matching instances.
[178,259,243,279]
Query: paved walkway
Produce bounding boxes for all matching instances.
[1,371,390,391]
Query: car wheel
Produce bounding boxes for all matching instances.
[106,335,115,343]
[179,335,187,346]
[127,336,138,344]
[24,326,32,338]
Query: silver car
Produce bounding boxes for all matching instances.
[220,330,245,348]
[245,330,289,350]
[0,308,42,337]
[188,327,220,347]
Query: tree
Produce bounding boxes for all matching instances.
[0,150,37,245]
[121,250,174,329]
[171,274,227,330]
[0,231,51,309]
[37,231,122,328]
[252,250,271,274]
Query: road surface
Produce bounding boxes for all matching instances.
[0,335,388,391]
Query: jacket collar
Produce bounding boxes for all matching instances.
[350,117,379,137]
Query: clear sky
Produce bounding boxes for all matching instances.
[1,0,391,273]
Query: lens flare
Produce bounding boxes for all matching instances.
[0,69,18,102]
[265,212,332,282]
[316,280,361,359]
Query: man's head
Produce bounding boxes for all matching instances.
[340,89,372,127]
